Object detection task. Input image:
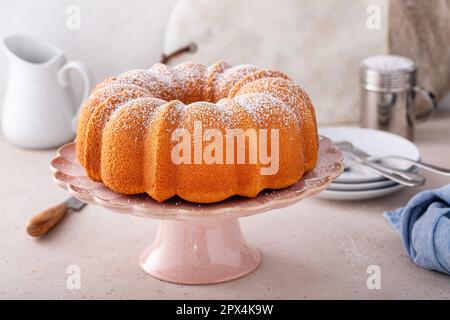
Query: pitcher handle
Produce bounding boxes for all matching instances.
[58,60,92,132]
[413,86,438,122]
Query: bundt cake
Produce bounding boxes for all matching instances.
[76,61,318,203]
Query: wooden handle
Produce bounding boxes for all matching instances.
[27,202,68,237]
[160,43,197,64]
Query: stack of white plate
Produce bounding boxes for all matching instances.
[318,127,420,200]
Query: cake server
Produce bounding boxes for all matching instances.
[336,141,425,187]
[27,197,86,237]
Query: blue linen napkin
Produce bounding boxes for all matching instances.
[384,184,450,275]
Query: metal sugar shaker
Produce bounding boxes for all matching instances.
[360,55,437,140]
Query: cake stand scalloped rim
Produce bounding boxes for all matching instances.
[50,136,343,221]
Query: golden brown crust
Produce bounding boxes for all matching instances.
[204,60,231,102]
[228,70,290,98]
[101,98,167,194]
[76,61,319,204]
[231,77,318,171]
[76,83,147,165]
[83,88,150,181]
[172,62,208,104]
[143,100,186,201]
[213,65,260,102]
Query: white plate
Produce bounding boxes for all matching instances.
[318,184,404,200]
[319,127,420,183]
[328,180,397,191]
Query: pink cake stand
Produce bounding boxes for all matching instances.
[50,136,343,284]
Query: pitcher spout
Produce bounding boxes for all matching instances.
[3,34,63,67]
[1,34,91,149]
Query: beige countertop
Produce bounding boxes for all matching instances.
[1,104,450,300]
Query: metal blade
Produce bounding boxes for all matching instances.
[65,197,87,212]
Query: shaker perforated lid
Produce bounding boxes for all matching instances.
[361,55,416,92]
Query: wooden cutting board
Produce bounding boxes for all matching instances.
[389,0,450,114]
[164,0,450,124]
[164,0,389,124]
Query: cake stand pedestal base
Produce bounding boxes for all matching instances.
[139,218,261,284]
[51,137,343,285]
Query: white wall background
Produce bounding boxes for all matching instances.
[0,0,178,112]
[165,0,388,124]
[0,0,389,125]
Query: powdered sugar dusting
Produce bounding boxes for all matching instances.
[231,76,313,127]
[107,97,167,136]
[215,64,260,100]
[233,93,298,128]
[84,61,309,139]
[172,62,208,103]
[91,83,147,101]
[116,69,171,100]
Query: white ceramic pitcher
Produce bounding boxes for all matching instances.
[1,35,91,149]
